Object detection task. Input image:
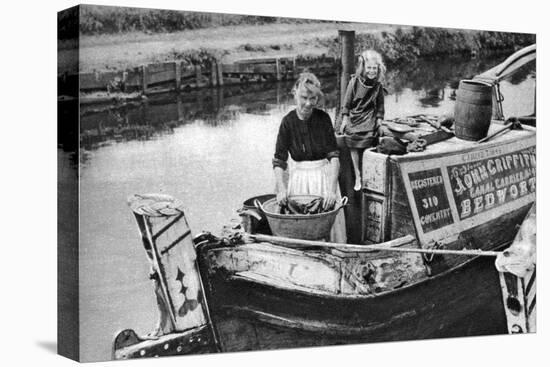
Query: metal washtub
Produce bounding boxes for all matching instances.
[255,195,348,241]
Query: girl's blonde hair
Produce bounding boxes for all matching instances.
[355,50,386,82]
[292,72,324,99]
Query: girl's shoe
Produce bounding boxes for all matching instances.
[354,179,361,191]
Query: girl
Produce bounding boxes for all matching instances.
[340,50,386,191]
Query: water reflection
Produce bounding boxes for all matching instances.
[386,56,498,94]
[79,76,339,150]
[418,89,446,108]
[77,54,534,153]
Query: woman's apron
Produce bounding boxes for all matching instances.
[287,159,347,243]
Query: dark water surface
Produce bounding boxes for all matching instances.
[71,55,535,361]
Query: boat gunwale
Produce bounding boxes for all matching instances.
[201,239,512,301]
[203,240,346,276]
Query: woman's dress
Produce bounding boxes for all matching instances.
[341,76,385,149]
[273,108,347,243]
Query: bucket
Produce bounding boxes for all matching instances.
[238,194,275,234]
[454,79,493,141]
[256,195,348,241]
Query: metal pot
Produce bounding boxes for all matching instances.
[238,194,275,234]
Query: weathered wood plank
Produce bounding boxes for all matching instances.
[362,193,385,243]
[194,64,201,85]
[181,67,196,79]
[222,63,278,74]
[389,159,417,241]
[147,62,175,73]
[124,69,142,88]
[175,61,182,90]
[141,65,148,92]
[208,242,343,294]
[362,149,388,194]
[339,244,427,294]
[147,62,177,86]
[127,194,209,332]
[234,57,293,65]
[209,234,431,296]
[217,61,224,86]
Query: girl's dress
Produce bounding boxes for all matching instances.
[273,108,347,243]
[341,75,385,149]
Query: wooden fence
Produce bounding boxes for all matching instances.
[58,55,339,98]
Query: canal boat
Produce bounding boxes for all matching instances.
[112,44,536,359]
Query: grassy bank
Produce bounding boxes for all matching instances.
[350,27,535,66]
[58,6,535,74]
[59,5,330,39]
[58,22,393,73]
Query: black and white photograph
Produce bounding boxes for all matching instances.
[4,1,547,366]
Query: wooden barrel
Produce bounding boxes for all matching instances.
[454,80,493,141]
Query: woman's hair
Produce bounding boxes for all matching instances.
[292,72,323,99]
[355,50,386,81]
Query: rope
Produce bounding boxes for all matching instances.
[128,193,185,217]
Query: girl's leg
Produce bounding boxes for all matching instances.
[350,148,362,191]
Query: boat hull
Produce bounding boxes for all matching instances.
[199,247,508,352]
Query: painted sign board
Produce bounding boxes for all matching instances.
[399,134,535,247]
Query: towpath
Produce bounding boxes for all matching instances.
[58,22,401,73]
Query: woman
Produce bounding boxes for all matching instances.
[272,72,346,243]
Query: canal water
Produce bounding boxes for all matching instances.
[65,55,535,361]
